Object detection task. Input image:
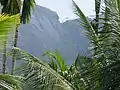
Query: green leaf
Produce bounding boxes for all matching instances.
[75,54,93,73]
[1,0,21,15]
[95,0,101,15]
[21,0,36,24]
[0,14,20,50]
[0,74,24,90]
[9,47,74,90]
[117,0,120,31]
[43,51,67,72]
[72,0,98,47]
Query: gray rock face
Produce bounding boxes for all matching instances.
[18,5,89,65]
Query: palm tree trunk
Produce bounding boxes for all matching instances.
[11,25,19,75]
[95,14,99,34]
[2,41,7,74]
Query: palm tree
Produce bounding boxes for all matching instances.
[1,0,120,89]
[42,51,83,90]
[42,51,67,73]
[0,14,73,90]
[0,12,73,90]
[42,51,98,90]
[0,0,36,75]
[0,3,7,74]
[9,47,74,90]
[6,0,120,89]
[0,74,23,90]
[0,14,23,90]
[73,0,120,89]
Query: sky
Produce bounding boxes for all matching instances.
[35,0,95,21]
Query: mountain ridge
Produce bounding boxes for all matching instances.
[18,5,89,64]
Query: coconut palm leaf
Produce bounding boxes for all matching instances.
[72,0,101,57]
[0,74,24,90]
[95,0,101,16]
[0,0,36,75]
[21,0,36,24]
[74,54,102,90]
[0,14,22,90]
[0,0,36,23]
[95,0,101,34]
[42,51,67,72]
[0,0,21,15]
[73,0,120,89]
[117,0,120,30]
[0,14,20,73]
[72,0,98,43]
[9,47,74,90]
[0,14,19,50]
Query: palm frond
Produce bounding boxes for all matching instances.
[95,0,101,34]
[9,47,74,90]
[117,0,120,30]
[0,14,20,50]
[75,54,93,72]
[95,0,101,15]
[72,0,99,52]
[72,0,120,89]
[42,51,67,72]
[0,74,24,90]
[74,54,105,90]
[21,0,36,24]
[1,0,21,15]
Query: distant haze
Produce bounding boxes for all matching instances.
[35,0,95,21]
[18,6,89,64]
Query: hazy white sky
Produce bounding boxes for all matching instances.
[35,0,95,21]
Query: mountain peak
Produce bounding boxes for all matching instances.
[34,5,59,20]
[18,5,89,65]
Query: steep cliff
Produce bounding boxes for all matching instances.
[18,5,89,64]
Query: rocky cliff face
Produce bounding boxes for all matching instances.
[18,5,89,65]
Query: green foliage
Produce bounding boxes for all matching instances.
[0,0,21,15]
[0,0,36,75]
[72,0,98,50]
[42,51,67,72]
[0,74,24,90]
[95,0,101,15]
[9,47,74,90]
[1,0,120,90]
[0,14,23,90]
[21,0,36,24]
[0,0,36,24]
[0,14,19,50]
[73,0,120,89]
[117,0,120,30]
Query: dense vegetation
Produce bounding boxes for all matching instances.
[0,0,120,90]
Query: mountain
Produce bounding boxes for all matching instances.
[18,5,89,65]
